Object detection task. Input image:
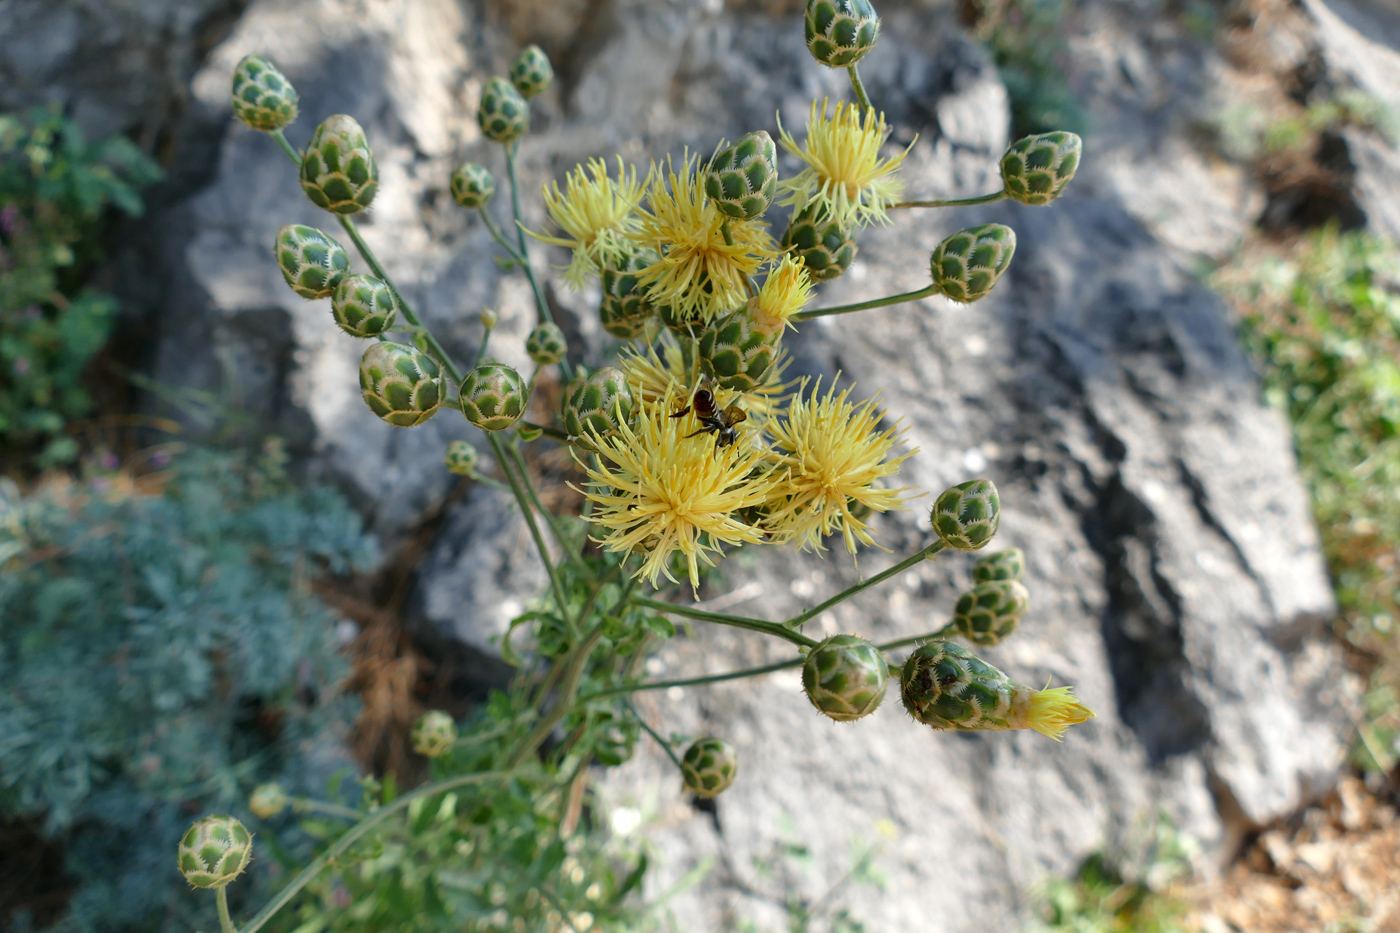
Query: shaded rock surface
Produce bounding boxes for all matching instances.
[9,0,1363,927]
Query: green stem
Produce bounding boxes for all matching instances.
[507,626,606,767]
[466,470,513,496]
[489,433,569,615]
[270,129,301,165]
[721,219,734,246]
[520,420,571,442]
[235,771,510,933]
[790,284,940,322]
[847,63,873,113]
[216,886,237,933]
[504,442,585,571]
[891,189,1008,210]
[633,595,818,648]
[625,698,683,770]
[477,208,527,264]
[291,798,364,820]
[786,543,945,629]
[474,322,493,368]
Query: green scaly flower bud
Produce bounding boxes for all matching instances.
[972,547,1024,583]
[802,634,889,721]
[681,738,739,797]
[699,310,778,393]
[900,640,1094,739]
[478,77,529,145]
[952,580,1030,646]
[1001,132,1082,206]
[780,203,857,282]
[509,44,554,98]
[411,710,458,758]
[332,274,398,337]
[459,362,527,432]
[274,224,350,299]
[598,251,655,339]
[563,366,632,438]
[177,815,253,889]
[930,224,1016,303]
[248,784,288,819]
[931,478,1000,550]
[526,321,567,365]
[450,162,496,209]
[804,0,880,68]
[300,114,379,215]
[359,342,443,427]
[704,131,779,220]
[444,439,479,475]
[657,300,707,338]
[230,55,298,131]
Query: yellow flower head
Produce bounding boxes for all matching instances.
[631,154,778,323]
[619,336,792,422]
[777,99,912,229]
[528,157,645,289]
[576,387,777,591]
[750,255,814,337]
[763,378,917,555]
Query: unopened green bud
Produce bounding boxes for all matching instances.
[480,307,499,329]
[459,362,527,432]
[248,784,288,819]
[478,77,529,145]
[931,479,1000,550]
[177,815,253,889]
[411,710,458,758]
[681,738,738,797]
[699,311,777,392]
[657,300,706,338]
[704,131,778,220]
[972,547,1024,583]
[563,366,633,438]
[952,580,1030,646]
[509,44,554,98]
[359,342,443,427]
[1001,132,1081,206]
[274,224,350,299]
[930,224,1016,303]
[802,634,888,721]
[230,54,298,131]
[444,440,479,475]
[332,274,398,337]
[300,114,379,215]
[804,0,880,68]
[780,203,857,282]
[451,162,497,208]
[598,251,655,339]
[526,321,567,365]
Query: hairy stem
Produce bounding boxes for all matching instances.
[626,698,684,770]
[847,63,873,113]
[633,595,818,648]
[891,189,1008,210]
[790,284,940,322]
[216,886,237,933]
[786,542,946,629]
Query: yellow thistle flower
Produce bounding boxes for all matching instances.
[576,387,778,591]
[763,378,917,554]
[631,154,778,323]
[750,255,814,337]
[777,99,912,229]
[527,157,646,289]
[619,337,792,422]
[1027,686,1096,741]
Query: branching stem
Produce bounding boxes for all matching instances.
[892,189,1007,209]
[633,595,818,648]
[787,542,946,629]
[489,433,569,614]
[790,284,940,321]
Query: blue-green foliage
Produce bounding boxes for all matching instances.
[0,446,378,932]
[971,0,1089,138]
[0,106,162,467]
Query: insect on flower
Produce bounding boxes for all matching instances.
[670,377,748,452]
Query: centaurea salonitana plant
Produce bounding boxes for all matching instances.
[187,6,1094,931]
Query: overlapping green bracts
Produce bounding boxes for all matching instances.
[478,77,529,145]
[411,710,458,758]
[526,321,567,365]
[564,366,633,438]
[1001,132,1081,206]
[331,274,398,337]
[658,299,708,338]
[901,640,1026,731]
[177,816,253,889]
[699,311,778,392]
[704,131,779,220]
[932,478,1000,550]
[930,223,1015,302]
[681,738,739,797]
[509,44,554,98]
[459,362,526,432]
[275,224,350,299]
[300,114,378,215]
[804,0,881,67]
[780,203,858,281]
[230,54,298,131]
[599,251,655,339]
[450,162,496,208]
[359,342,443,427]
[952,580,1030,646]
[972,547,1024,583]
[802,634,889,721]
[444,440,479,475]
